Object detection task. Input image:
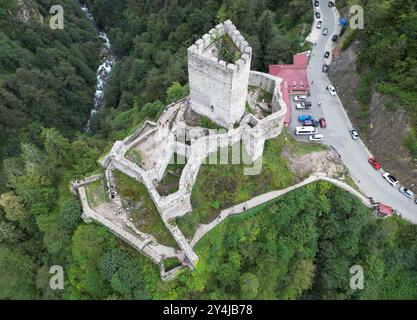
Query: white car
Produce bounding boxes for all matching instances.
[349,129,359,140]
[293,95,307,102]
[296,103,307,110]
[316,21,322,29]
[327,85,336,96]
[309,134,323,142]
[383,172,399,187]
[399,187,414,199]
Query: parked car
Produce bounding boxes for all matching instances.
[296,103,306,110]
[322,64,329,73]
[327,85,336,95]
[303,100,312,108]
[328,1,335,7]
[298,115,314,122]
[322,28,328,36]
[315,11,321,19]
[349,129,359,140]
[399,186,414,199]
[309,134,324,142]
[332,34,339,42]
[319,118,327,128]
[315,0,320,7]
[383,172,399,187]
[303,119,319,127]
[296,102,311,110]
[316,21,322,29]
[324,51,330,58]
[293,95,307,102]
[368,158,381,170]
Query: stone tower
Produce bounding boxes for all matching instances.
[187,20,252,128]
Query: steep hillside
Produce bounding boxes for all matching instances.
[0,0,101,161]
[328,41,417,188]
[329,0,417,190]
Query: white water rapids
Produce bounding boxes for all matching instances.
[80,3,116,132]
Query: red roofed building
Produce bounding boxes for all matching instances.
[378,204,393,216]
[269,52,310,126]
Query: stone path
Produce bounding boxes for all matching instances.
[190,173,373,247]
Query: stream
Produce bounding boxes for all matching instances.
[80,3,116,132]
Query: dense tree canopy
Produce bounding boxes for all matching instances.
[1,0,417,300]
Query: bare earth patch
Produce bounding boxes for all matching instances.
[283,147,345,180]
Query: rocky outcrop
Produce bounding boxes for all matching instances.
[328,40,417,189]
[16,0,44,24]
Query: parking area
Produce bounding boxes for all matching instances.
[288,93,329,143]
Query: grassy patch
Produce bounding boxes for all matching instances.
[259,90,273,104]
[113,170,178,248]
[157,154,187,195]
[284,134,329,155]
[163,257,182,271]
[157,171,180,196]
[177,135,295,238]
[214,34,242,64]
[199,116,224,130]
[85,180,109,210]
[125,149,142,166]
[245,102,252,113]
[248,85,273,104]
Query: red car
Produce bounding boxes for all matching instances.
[319,118,327,128]
[368,158,381,170]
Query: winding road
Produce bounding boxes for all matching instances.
[304,1,416,221]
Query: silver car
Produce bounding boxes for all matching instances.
[293,95,307,102]
[399,187,414,199]
[349,129,359,140]
[309,134,324,142]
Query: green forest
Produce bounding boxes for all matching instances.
[1,0,417,300]
[340,0,417,155]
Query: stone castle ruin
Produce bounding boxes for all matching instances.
[71,20,287,280]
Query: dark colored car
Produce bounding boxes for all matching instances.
[315,11,321,19]
[322,64,329,73]
[368,158,381,170]
[332,34,339,42]
[324,51,330,58]
[304,100,312,108]
[303,120,319,127]
[319,118,327,128]
[315,0,320,7]
[328,1,335,7]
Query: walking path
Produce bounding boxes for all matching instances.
[190,173,374,247]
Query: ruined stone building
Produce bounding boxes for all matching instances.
[188,20,252,128]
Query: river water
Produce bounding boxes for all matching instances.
[80,3,116,132]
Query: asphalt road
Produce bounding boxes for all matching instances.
[297,1,417,221]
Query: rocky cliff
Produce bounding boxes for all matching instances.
[15,0,44,24]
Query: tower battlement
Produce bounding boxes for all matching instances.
[187,20,252,128]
